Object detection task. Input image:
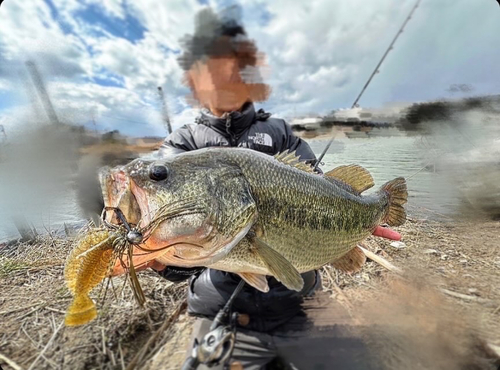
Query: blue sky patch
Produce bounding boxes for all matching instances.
[159,44,179,56]
[75,4,146,43]
[43,0,59,22]
[254,5,273,27]
[0,92,19,111]
[43,0,74,35]
[85,72,125,88]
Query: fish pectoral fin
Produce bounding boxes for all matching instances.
[238,273,269,293]
[325,165,374,194]
[250,237,304,292]
[331,246,367,273]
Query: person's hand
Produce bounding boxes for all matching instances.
[372,226,401,241]
[143,259,168,271]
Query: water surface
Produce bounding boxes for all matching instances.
[0,136,458,242]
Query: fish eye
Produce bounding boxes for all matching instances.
[149,164,168,181]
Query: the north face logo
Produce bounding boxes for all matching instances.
[249,132,273,147]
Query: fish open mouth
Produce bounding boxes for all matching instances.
[99,168,148,228]
[99,166,244,269]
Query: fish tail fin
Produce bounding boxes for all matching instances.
[65,294,97,327]
[380,177,407,227]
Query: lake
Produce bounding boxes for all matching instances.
[0,135,459,243]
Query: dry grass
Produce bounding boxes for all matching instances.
[317,218,500,369]
[1,217,499,369]
[0,230,187,370]
[332,219,500,331]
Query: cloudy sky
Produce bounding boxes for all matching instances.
[1,0,499,137]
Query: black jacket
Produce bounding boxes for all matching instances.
[159,102,321,332]
[160,102,318,163]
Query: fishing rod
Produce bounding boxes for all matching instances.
[182,279,246,370]
[314,0,422,170]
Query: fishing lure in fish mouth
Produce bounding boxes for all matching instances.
[64,208,148,327]
[64,228,116,326]
[64,201,191,327]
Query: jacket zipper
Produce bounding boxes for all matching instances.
[225,115,237,146]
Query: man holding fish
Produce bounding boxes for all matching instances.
[98,7,405,369]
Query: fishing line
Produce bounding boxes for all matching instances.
[314,0,422,170]
[407,121,479,181]
[406,161,433,180]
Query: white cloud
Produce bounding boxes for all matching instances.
[170,106,200,131]
[1,0,500,138]
[46,81,167,134]
[87,0,126,19]
[0,79,11,91]
[0,0,190,136]
[91,34,185,92]
[0,0,91,82]
[245,0,418,116]
[241,0,500,117]
[126,0,202,51]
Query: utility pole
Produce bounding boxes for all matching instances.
[25,60,61,125]
[0,124,6,143]
[157,86,172,135]
[91,112,98,135]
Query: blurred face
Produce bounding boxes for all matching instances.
[188,57,250,115]
[187,56,269,116]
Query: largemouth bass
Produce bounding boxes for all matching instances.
[99,148,407,292]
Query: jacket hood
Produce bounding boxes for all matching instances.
[196,102,271,139]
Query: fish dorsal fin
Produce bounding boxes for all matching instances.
[325,165,374,194]
[274,150,315,173]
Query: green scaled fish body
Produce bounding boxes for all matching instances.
[100,147,407,293]
[201,149,406,291]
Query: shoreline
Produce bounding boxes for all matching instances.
[1,217,499,369]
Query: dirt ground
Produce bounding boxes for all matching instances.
[0,216,499,370]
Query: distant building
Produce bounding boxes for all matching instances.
[290,117,322,131]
